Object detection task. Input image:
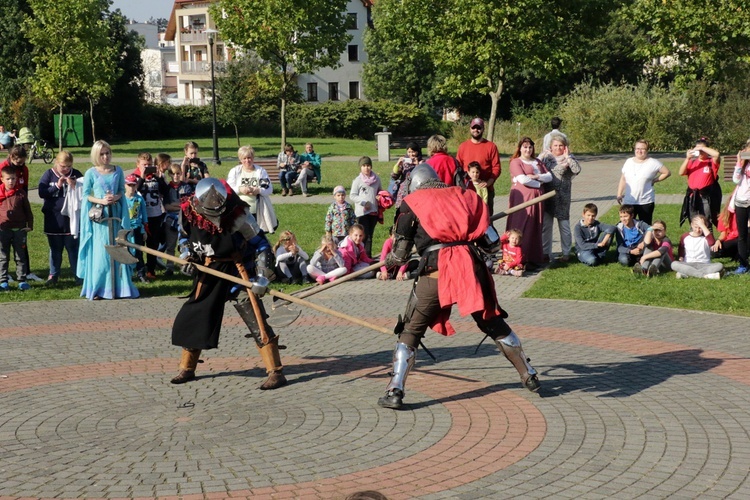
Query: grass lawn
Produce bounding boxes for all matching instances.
[523,204,749,317]
[60,136,377,162]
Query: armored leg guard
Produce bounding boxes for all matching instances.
[495,332,540,392]
[170,348,201,384]
[234,300,270,347]
[256,336,287,390]
[378,342,416,409]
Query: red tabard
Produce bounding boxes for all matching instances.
[405,187,501,335]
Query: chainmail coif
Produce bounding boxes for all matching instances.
[418,179,448,190]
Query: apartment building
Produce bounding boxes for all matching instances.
[163,0,371,105]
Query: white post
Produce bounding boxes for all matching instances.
[375,132,392,162]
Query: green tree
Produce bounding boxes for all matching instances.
[432,0,572,141]
[216,57,281,146]
[363,0,440,110]
[0,0,35,127]
[96,8,145,140]
[213,0,352,149]
[23,0,120,149]
[626,0,750,85]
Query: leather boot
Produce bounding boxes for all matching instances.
[256,336,287,390]
[171,348,201,384]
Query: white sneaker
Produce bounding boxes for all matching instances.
[675,272,685,279]
[704,272,721,280]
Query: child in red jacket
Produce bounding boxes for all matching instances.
[496,229,524,277]
[0,166,33,290]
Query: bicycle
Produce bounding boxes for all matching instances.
[27,137,54,164]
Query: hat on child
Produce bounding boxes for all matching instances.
[125,174,138,185]
[358,156,373,167]
[333,185,346,195]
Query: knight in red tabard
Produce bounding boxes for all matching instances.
[378,165,540,410]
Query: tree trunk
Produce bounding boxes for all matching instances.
[280,95,287,151]
[487,75,504,143]
[89,97,97,144]
[58,102,64,152]
[234,123,239,147]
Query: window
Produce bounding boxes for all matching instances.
[346,13,357,30]
[349,81,360,100]
[307,83,318,102]
[348,45,359,62]
[329,83,339,101]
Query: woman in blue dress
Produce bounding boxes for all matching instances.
[77,140,139,300]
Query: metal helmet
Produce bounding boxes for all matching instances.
[195,178,228,216]
[408,164,440,193]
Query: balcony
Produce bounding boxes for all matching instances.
[180,31,222,44]
[181,61,227,74]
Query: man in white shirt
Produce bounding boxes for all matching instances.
[542,117,567,152]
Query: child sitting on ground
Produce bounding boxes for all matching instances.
[377,226,416,280]
[339,223,375,278]
[467,161,488,205]
[671,214,723,279]
[307,235,347,285]
[0,165,33,291]
[325,185,357,246]
[634,219,673,277]
[615,204,653,267]
[124,174,149,282]
[574,203,615,266]
[496,229,525,276]
[273,230,310,284]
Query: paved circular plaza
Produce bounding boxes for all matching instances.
[2,275,750,499]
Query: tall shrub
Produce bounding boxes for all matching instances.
[286,100,437,139]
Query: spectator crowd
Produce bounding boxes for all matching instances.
[1,119,748,298]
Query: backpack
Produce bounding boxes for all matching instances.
[453,159,470,189]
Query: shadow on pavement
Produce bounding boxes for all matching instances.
[537,349,723,398]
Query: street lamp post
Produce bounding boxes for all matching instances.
[205,28,220,165]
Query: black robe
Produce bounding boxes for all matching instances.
[172,196,246,350]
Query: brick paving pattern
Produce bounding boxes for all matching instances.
[3,154,749,499]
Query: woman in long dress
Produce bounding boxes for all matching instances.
[505,137,552,267]
[77,140,139,300]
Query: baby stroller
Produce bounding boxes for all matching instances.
[16,127,54,164]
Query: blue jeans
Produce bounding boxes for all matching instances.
[47,233,79,278]
[618,251,639,266]
[279,170,298,190]
[578,247,608,266]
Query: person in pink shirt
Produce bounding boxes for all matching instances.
[338,224,375,278]
[377,227,416,280]
[496,229,524,277]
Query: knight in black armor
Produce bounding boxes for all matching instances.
[170,178,286,389]
[378,165,539,409]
